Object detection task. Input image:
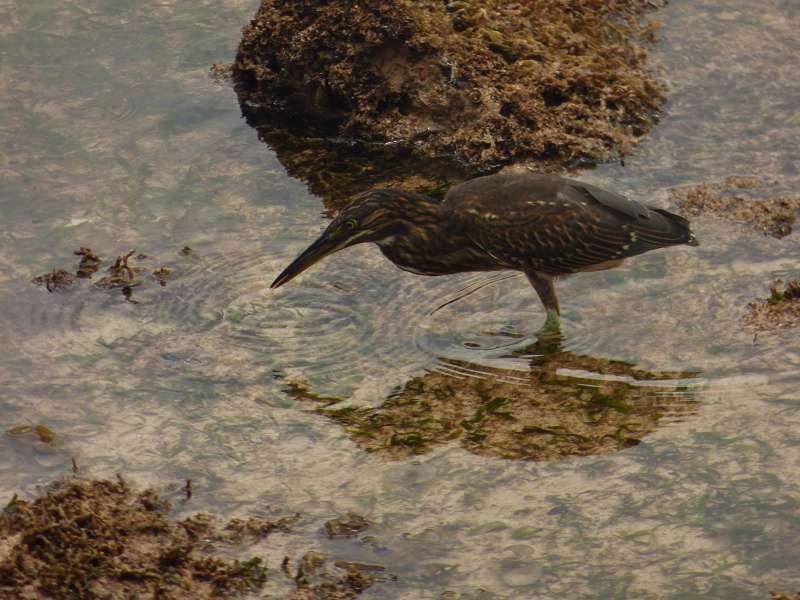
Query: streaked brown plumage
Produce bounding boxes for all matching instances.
[271,172,698,329]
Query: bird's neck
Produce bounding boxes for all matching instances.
[374,191,445,244]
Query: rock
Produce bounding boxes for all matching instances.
[233,0,667,172]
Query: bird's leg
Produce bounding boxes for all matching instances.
[525,272,561,335]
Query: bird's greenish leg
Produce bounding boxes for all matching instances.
[526,272,561,336]
[541,308,561,331]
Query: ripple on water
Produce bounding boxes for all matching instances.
[413,272,545,378]
[147,249,265,329]
[0,280,141,367]
[142,243,709,425]
[153,248,548,393]
[78,82,145,124]
[228,266,434,390]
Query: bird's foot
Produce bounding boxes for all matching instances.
[535,309,561,339]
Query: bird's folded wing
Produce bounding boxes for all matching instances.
[447,182,689,274]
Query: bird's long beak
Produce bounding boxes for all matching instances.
[270,233,348,289]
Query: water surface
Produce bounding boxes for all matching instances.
[2,1,800,598]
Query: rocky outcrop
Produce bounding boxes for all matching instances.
[233,0,666,172]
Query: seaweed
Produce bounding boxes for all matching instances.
[32,247,180,304]
[671,177,800,239]
[31,269,75,292]
[0,479,273,599]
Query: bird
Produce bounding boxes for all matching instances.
[271,171,698,332]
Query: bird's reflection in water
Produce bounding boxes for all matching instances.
[284,333,702,461]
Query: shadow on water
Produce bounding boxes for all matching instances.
[283,334,702,461]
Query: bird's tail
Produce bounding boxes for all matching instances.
[648,208,699,248]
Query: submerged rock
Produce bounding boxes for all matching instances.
[233,0,666,172]
[670,177,800,239]
[287,338,700,461]
[237,123,469,209]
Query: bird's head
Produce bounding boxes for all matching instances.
[270,190,405,289]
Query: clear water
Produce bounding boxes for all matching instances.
[1,0,800,597]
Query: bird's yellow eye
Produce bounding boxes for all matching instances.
[345,218,358,229]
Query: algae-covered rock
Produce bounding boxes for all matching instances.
[288,338,700,461]
[0,478,384,599]
[233,0,666,171]
[0,478,273,599]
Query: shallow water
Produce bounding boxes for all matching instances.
[2,0,800,598]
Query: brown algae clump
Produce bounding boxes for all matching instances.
[0,478,385,599]
[233,0,667,170]
[94,250,146,304]
[31,269,76,292]
[33,247,179,303]
[74,247,101,278]
[745,279,800,331]
[671,177,800,239]
[152,266,171,287]
[324,514,369,539]
[6,424,58,446]
[0,478,272,599]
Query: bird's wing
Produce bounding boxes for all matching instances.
[444,173,693,274]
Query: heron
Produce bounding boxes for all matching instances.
[271,172,698,331]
